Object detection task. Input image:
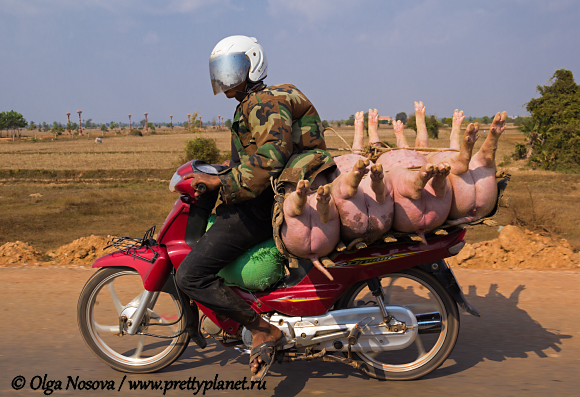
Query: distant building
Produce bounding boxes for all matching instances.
[378,116,392,125]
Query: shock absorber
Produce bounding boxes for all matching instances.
[366,278,391,323]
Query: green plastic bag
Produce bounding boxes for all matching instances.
[206,215,286,291]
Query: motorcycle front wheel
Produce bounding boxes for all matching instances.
[337,267,459,380]
[77,267,190,373]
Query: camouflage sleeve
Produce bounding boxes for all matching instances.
[219,99,294,204]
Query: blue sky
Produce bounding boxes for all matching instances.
[1,0,579,125]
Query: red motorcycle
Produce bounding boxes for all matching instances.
[77,159,480,381]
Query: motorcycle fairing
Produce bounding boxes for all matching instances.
[92,245,172,292]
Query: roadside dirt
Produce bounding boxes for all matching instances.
[1,225,578,269]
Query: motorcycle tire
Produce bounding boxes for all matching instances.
[336,267,460,380]
[78,267,190,373]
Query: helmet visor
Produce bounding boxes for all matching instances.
[209,52,251,95]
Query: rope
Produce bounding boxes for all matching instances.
[324,127,353,153]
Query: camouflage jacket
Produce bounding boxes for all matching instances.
[219,84,335,205]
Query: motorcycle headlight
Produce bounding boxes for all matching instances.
[168,171,182,192]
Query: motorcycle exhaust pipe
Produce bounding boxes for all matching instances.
[416,312,442,334]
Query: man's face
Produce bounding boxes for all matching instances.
[224,81,246,99]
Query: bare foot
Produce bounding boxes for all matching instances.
[449,109,465,150]
[369,163,385,203]
[432,162,450,198]
[248,317,283,375]
[368,108,380,147]
[393,120,409,148]
[285,180,310,217]
[353,111,364,153]
[415,101,428,148]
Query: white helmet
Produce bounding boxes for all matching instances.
[209,35,268,95]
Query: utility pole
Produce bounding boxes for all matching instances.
[77,110,83,135]
[128,114,131,134]
[170,115,173,131]
[144,112,148,134]
[66,112,71,135]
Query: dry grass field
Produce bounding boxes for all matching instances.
[2,124,580,254]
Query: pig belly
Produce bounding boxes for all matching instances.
[393,184,452,232]
[281,196,340,258]
[330,154,369,179]
[359,175,394,241]
[470,164,498,220]
[333,194,369,242]
[447,172,477,220]
[377,150,426,171]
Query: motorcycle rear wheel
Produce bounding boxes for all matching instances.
[337,267,459,380]
[78,267,190,373]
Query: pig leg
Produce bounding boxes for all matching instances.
[443,122,479,175]
[392,119,409,148]
[284,180,310,217]
[395,163,437,200]
[473,111,507,167]
[353,111,365,153]
[316,184,336,224]
[449,109,465,150]
[431,162,451,198]
[414,101,429,148]
[369,163,385,203]
[368,108,381,147]
[336,158,370,198]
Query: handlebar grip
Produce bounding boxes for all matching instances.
[196,183,207,194]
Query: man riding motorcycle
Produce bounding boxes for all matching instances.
[176,35,335,379]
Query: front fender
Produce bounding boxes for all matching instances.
[92,245,172,292]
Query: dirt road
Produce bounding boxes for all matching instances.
[1,267,578,396]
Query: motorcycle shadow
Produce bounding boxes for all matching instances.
[425,283,573,379]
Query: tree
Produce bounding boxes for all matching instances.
[406,114,441,139]
[51,121,64,135]
[322,120,329,128]
[395,112,407,124]
[100,124,108,132]
[0,110,28,138]
[109,121,118,130]
[345,114,355,126]
[520,68,580,171]
[186,111,200,133]
[336,120,342,128]
[27,121,37,131]
[147,122,156,134]
[225,119,232,128]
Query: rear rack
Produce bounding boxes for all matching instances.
[105,226,159,264]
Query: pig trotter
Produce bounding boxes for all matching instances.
[316,185,333,224]
[393,120,409,148]
[370,163,386,203]
[447,123,479,175]
[480,111,507,166]
[449,109,465,150]
[285,180,310,217]
[414,101,428,148]
[353,111,365,153]
[344,158,370,197]
[368,108,381,147]
[432,162,451,198]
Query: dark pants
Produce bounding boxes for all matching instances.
[176,200,274,327]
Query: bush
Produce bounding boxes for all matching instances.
[129,129,142,136]
[513,143,527,160]
[522,68,580,172]
[181,137,228,164]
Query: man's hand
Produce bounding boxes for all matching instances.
[183,173,221,197]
